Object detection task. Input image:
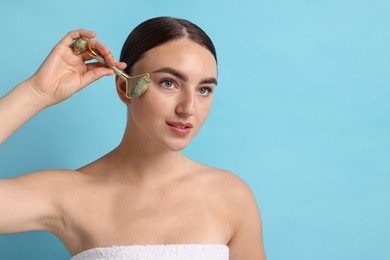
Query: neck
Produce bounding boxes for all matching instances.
[103,126,190,184]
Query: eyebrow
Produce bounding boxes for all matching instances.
[152,67,218,86]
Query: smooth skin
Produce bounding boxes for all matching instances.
[0,29,266,259]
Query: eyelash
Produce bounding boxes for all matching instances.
[160,79,177,89]
[159,79,213,96]
[198,87,213,96]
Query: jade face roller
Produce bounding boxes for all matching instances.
[72,37,150,98]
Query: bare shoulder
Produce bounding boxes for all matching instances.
[189,162,261,223]
[194,162,258,206]
[192,162,266,259]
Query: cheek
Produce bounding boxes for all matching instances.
[198,99,213,120]
[130,87,172,123]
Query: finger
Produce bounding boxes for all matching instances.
[85,62,113,72]
[116,62,127,70]
[60,29,97,48]
[85,62,128,77]
[89,39,119,67]
[79,66,114,88]
[80,52,97,62]
[79,53,92,62]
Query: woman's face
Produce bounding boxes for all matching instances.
[123,38,218,151]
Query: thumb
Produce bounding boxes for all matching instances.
[79,66,114,89]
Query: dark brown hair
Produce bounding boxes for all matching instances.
[120,17,217,74]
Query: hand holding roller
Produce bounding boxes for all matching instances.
[72,37,150,98]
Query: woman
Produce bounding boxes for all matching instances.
[0,17,266,259]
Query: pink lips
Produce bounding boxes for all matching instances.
[166,121,193,136]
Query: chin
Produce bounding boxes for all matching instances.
[167,144,189,152]
[165,139,192,152]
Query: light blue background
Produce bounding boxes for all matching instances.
[0,0,389,259]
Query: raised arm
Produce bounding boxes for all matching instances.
[0,29,126,144]
[0,170,61,234]
[0,30,125,234]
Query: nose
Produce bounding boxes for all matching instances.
[176,90,196,117]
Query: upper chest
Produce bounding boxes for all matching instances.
[60,175,233,250]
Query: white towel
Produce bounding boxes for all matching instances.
[71,244,229,260]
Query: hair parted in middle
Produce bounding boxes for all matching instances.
[120,16,217,75]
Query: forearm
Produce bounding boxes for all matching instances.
[0,80,50,144]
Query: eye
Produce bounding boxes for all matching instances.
[160,80,176,89]
[198,87,213,96]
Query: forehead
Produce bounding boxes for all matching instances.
[132,38,217,78]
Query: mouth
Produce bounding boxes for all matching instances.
[166,121,193,136]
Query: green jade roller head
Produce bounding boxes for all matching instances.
[72,37,150,98]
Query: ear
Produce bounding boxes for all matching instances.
[116,76,131,105]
